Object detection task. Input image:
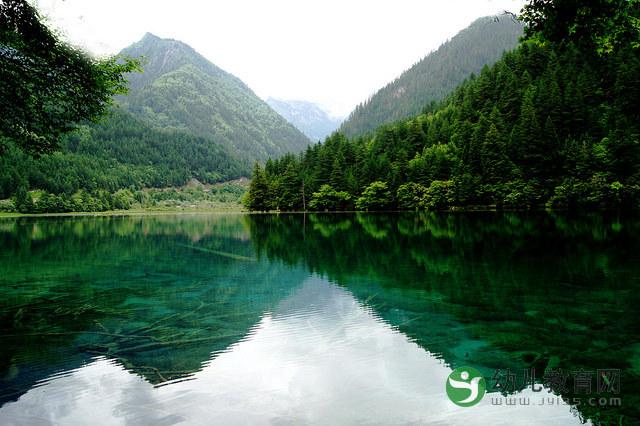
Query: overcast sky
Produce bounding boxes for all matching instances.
[34,0,525,117]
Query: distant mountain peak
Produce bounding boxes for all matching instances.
[134,32,184,51]
[141,32,160,41]
[267,98,343,142]
[121,33,231,89]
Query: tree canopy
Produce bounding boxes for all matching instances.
[520,0,640,56]
[0,0,139,155]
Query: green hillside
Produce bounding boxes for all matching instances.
[339,16,523,137]
[0,108,247,208]
[246,3,640,212]
[118,33,310,162]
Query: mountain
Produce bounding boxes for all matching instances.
[117,33,310,162]
[266,98,342,142]
[339,15,524,137]
[246,14,640,212]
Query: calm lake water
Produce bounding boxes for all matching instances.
[0,212,638,425]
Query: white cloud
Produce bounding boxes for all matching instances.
[33,0,526,117]
[0,277,583,425]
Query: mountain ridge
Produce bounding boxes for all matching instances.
[339,15,524,137]
[121,32,247,91]
[117,33,311,162]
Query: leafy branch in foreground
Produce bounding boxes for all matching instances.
[0,0,140,155]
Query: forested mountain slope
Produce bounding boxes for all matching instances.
[339,16,524,137]
[118,33,310,162]
[0,108,247,200]
[246,3,640,212]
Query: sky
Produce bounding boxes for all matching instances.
[34,0,526,118]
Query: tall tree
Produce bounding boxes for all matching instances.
[481,124,513,184]
[245,163,270,212]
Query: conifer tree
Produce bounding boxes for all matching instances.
[245,162,270,211]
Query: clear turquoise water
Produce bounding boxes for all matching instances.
[0,212,637,425]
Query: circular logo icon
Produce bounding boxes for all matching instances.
[446,366,486,407]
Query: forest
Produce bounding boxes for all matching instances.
[246,1,640,212]
[0,109,247,213]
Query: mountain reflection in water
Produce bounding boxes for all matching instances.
[0,212,637,425]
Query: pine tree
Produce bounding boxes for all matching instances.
[406,120,426,153]
[469,114,489,175]
[452,120,474,175]
[541,116,561,181]
[511,86,543,180]
[248,9,640,213]
[279,163,303,211]
[330,155,346,191]
[481,123,513,184]
[245,162,270,211]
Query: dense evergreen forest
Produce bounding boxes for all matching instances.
[0,108,247,213]
[339,16,523,138]
[246,2,640,212]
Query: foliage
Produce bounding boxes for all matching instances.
[520,0,640,55]
[396,182,429,210]
[355,181,392,211]
[3,182,246,214]
[0,0,140,155]
[424,180,454,210]
[13,181,32,213]
[0,198,14,212]
[309,184,352,211]
[0,108,247,200]
[244,163,270,211]
[547,176,640,210]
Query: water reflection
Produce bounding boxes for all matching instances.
[248,212,640,424]
[0,213,637,424]
[0,277,583,425]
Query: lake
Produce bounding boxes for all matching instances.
[0,212,637,425]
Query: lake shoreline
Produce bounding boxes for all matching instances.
[0,208,247,218]
[0,206,630,218]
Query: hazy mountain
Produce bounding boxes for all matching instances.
[118,33,311,162]
[339,15,524,137]
[266,98,342,142]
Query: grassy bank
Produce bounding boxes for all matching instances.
[1,180,248,217]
